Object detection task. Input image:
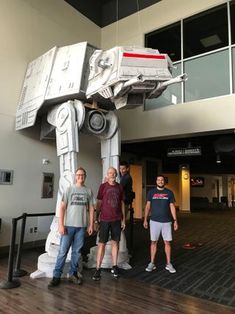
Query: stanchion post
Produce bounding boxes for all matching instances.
[0,218,21,289]
[14,213,28,277]
[129,205,134,253]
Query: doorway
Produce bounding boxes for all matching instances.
[130,165,143,219]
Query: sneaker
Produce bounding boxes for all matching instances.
[92,268,101,281]
[68,272,83,285]
[48,277,60,288]
[145,262,156,272]
[165,263,176,273]
[111,265,120,278]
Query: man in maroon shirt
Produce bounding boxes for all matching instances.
[92,167,125,280]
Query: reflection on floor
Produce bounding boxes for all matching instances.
[124,209,235,307]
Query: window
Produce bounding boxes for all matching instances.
[145,63,182,110]
[184,49,230,102]
[145,22,181,62]
[231,0,235,44]
[233,47,235,93]
[144,2,234,108]
[183,4,228,58]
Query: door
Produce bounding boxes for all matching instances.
[130,165,143,219]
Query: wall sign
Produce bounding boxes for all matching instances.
[167,147,201,157]
[0,169,13,185]
[41,172,54,198]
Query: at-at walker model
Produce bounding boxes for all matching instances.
[16,42,187,277]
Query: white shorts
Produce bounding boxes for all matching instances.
[150,220,172,241]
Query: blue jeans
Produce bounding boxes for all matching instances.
[53,226,86,278]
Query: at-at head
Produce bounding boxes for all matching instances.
[16,42,187,132]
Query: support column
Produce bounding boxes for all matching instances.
[179,165,190,212]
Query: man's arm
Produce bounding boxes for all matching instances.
[87,204,95,235]
[95,200,101,222]
[58,201,66,235]
[143,201,151,229]
[93,199,101,232]
[170,203,178,231]
[121,200,126,230]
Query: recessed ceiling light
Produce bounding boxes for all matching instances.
[216,154,222,164]
[200,34,221,48]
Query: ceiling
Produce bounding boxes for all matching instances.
[65,0,161,27]
[121,133,235,174]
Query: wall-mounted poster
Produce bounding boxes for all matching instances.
[190,176,204,187]
[41,172,54,198]
[0,169,13,185]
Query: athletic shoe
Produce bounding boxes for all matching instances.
[111,265,120,278]
[165,263,176,273]
[68,272,83,285]
[48,277,60,288]
[145,262,156,272]
[92,268,101,281]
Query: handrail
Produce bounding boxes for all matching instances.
[0,211,54,289]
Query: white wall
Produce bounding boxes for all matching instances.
[0,0,101,247]
[117,94,235,142]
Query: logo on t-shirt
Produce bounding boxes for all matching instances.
[106,188,119,208]
[71,193,87,205]
[152,193,169,200]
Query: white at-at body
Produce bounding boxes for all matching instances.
[15,42,187,276]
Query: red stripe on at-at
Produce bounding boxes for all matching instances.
[123,52,166,59]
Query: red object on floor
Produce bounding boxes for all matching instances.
[182,243,196,249]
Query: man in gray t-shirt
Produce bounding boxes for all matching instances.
[48,167,95,288]
[63,185,95,227]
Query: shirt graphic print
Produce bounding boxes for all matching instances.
[70,193,87,206]
[152,193,169,200]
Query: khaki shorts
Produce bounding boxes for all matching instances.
[150,220,172,241]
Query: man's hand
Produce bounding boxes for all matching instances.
[93,221,99,233]
[87,224,93,235]
[173,220,178,231]
[59,225,66,235]
[143,220,148,229]
[121,219,126,230]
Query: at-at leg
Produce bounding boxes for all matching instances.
[87,129,131,269]
[31,100,84,278]
[101,128,120,180]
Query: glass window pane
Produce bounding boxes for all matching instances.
[145,22,181,62]
[185,50,229,102]
[231,0,235,44]
[183,4,228,58]
[233,47,235,93]
[145,64,182,110]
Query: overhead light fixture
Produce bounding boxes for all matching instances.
[200,34,221,48]
[216,154,221,164]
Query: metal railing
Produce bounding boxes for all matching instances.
[0,212,54,289]
[0,208,136,289]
